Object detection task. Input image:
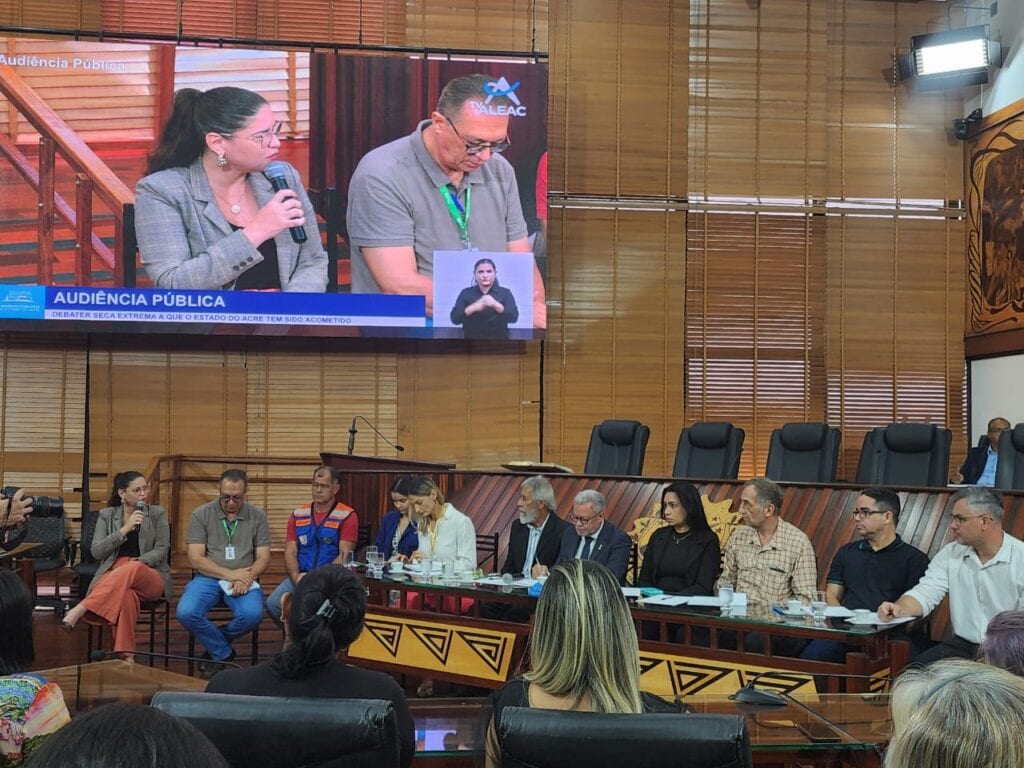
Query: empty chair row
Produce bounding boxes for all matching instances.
[586,418,968,487]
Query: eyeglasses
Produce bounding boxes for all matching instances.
[445,116,510,156]
[242,121,283,148]
[569,511,602,525]
[219,494,244,504]
[951,513,989,524]
[851,508,885,519]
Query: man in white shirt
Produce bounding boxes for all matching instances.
[879,486,1024,665]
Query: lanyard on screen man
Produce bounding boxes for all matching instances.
[439,185,473,250]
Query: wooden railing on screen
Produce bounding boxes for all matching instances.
[0,63,136,286]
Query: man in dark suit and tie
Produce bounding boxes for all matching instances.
[501,475,569,578]
[544,489,631,583]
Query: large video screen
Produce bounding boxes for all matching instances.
[0,37,547,340]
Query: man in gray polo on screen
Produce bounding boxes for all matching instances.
[346,73,545,324]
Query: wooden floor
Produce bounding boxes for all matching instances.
[30,562,288,676]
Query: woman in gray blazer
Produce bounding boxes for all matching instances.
[135,86,327,292]
[59,472,171,659]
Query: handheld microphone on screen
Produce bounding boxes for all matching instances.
[263,161,308,244]
[133,500,146,532]
[347,416,405,456]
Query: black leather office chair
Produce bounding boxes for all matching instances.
[498,707,752,768]
[854,423,951,487]
[672,421,745,480]
[151,692,400,768]
[996,424,1024,490]
[764,422,841,483]
[583,420,650,475]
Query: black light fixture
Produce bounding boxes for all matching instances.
[898,25,1001,91]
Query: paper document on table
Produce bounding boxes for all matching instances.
[474,575,536,587]
[685,595,724,607]
[639,594,690,607]
[824,606,855,618]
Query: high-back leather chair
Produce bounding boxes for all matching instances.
[764,422,841,483]
[151,692,400,768]
[855,423,951,487]
[498,707,752,768]
[673,421,745,480]
[583,419,650,475]
[996,424,1024,490]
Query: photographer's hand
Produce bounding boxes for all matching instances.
[2,488,33,529]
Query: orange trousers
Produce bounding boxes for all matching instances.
[81,557,164,654]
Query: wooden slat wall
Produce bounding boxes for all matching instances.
[0,334,85,533]
[0,1,974,527]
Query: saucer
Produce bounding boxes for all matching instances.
[845,616,877,626]
[388,573,408,582]
[780,608,806,618]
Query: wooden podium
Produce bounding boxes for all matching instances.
[320,452,456,542]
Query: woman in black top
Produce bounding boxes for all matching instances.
[637,481,721,596]
[449,258,519,339]
[207,565,414,768]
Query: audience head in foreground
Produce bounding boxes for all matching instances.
[273,563,366,678]
[0,568,34,675]
[885,659,1024,768]
[525,559,643,713]
[980,610,1024,677]
[25,702,228,768]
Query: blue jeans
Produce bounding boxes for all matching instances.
[267,577,295,629]
[176,574,264,661]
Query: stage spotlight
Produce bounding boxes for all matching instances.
[898,26,1001,91]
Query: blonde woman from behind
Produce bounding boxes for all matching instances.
[885,658,1024,768]
[485,559,679,767]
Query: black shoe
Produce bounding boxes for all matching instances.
[199,649,236,680]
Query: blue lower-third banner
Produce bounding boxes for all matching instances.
[0,286,426,327]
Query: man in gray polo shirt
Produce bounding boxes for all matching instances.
[176,469,271,673]
[347,73,545,325]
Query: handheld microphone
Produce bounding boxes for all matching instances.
[133,500,146,532]
[347,416,405,455]
[263,161,307,244]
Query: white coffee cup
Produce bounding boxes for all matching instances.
[852,608,872,621]
[786,599,803,613]
[389,562,404,573]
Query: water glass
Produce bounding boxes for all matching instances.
[718,583,734,613]
[811,590,828,624]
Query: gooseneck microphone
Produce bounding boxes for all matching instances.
[347,416,405,456]
[263,161,307,244]
[133,500,146,532]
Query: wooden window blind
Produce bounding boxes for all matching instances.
[687,0,967,479]
[0,335,86,525]
[0,0,101,29]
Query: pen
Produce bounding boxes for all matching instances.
[768,566,786,574]
[771,605,786,616]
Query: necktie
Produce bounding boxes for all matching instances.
[581,535,593,560]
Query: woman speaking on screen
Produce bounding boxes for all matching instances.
[448,257,518,339]
[135,87,327,292]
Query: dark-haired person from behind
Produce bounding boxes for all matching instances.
[135,86,327,292]
[981,610,1024,677]
[206,564,414,768]
[637,481,721,596]
[0,569,70,766]
[449,258,519,339]
[24,702,228,768]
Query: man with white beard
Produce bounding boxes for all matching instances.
[501,475,568,578]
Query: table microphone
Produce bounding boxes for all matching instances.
[263,161,307,244]
[347,415,405,455]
